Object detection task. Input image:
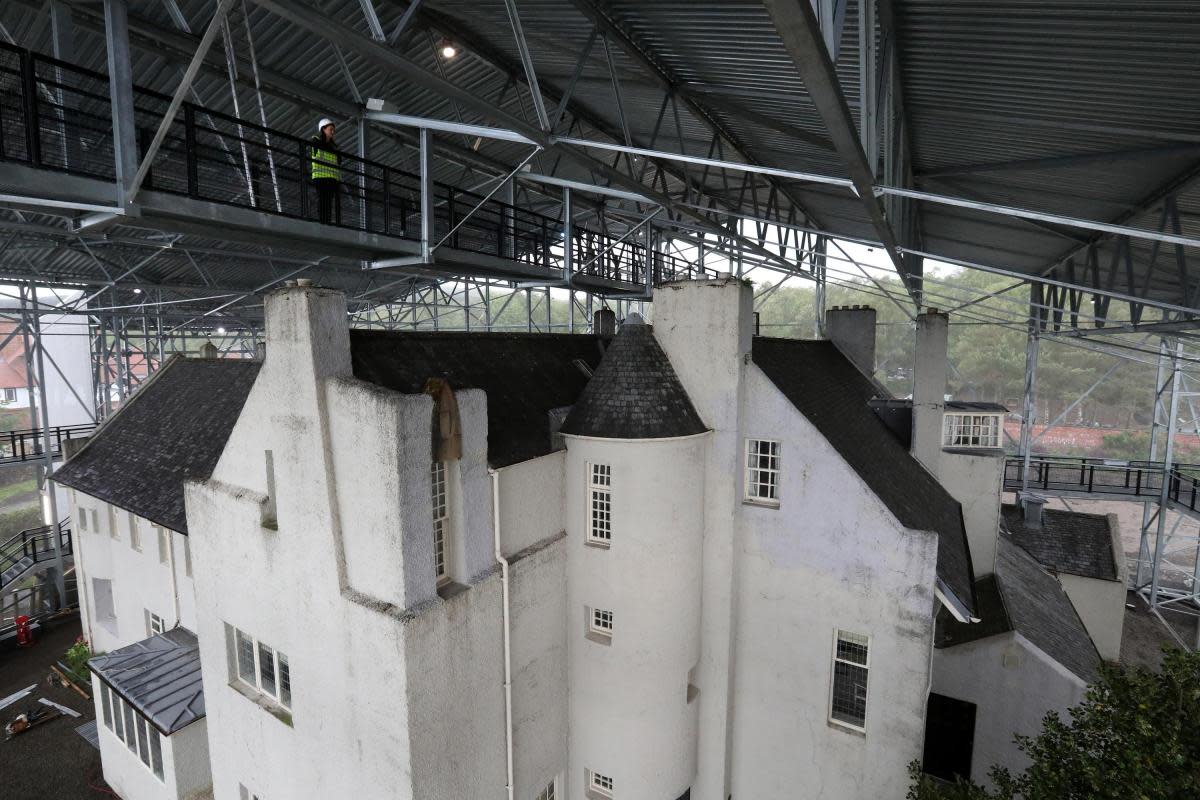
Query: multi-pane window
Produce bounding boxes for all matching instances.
[231,626,292,711]
[99,682,164,780]
[589,771,614,798]
[431,461,449,583]
[79,509,88,532]
[129,513,141,551]
[590,608,613,637]
[588,463,612,544]
[534,780,556,800]
[942,413,1002,449]
[830,630,870,730]
[147,611,165,636]
[744,439,780,505]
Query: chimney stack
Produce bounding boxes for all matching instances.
[1021,493,1045,529]
[826,305,877,378]
[593,308,617,336]
[911,308,949,478]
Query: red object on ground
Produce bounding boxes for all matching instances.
[15,615,34,647]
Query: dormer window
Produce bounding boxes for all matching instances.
[942,413,1001,449]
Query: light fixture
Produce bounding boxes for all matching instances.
[132,287,142,294]
[216,326,226,335]
[440,41,458,59]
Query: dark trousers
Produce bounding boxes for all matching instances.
[314,178,340,225]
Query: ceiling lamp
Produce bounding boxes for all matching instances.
[440,41,458,59]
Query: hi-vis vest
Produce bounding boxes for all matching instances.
[310,137,340,180]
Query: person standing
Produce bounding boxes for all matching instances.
[310,118,341,225]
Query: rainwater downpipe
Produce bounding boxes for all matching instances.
[491,467,515,800]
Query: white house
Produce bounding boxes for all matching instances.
[52,277,1121,800]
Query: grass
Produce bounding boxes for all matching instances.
[0,504,45,541]
[0,478,38,505]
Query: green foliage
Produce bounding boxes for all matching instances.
[909,649,1200,800]
[65,635,93,680]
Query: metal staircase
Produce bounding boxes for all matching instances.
[0,520,72,595]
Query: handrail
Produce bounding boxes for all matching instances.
[1,40,703,290]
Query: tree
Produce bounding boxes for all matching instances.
[909,649,1200,800]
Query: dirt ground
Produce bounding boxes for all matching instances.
[0,618,113,799]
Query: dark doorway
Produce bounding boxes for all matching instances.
[922,692,977,783]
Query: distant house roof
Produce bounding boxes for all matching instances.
[89,628,205,735]
[936,536,1102,683]
[53,357,261,534]
[752,338,976,614]
[349,329,606,468]
[0,322,27,390]
[560,318,706,440]
[1001,504,1118,581]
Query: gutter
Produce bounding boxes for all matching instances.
[936,579,979,624]
[490,468,515,800]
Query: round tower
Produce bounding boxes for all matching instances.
[560,315,709,800]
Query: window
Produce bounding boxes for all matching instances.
[92,578,117,635]
[942,413,1001,449]
[589,770,614,798]
[830,630,870,731]
[2,388,16,402]
[89,509,98,534]
[182,535,192,577]
[231,626,292,711]
[744,439,780,506]
[431,461,449,583]
[590,608,613,637]
[535,779,556,800]
[79,509,88,532]
[156,526,170,565]
[147,611,165,636]
[100,683,164,781]
[587,463,612,545]
[129,514,141,552]
[107,506,118,541]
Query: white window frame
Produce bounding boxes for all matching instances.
[431,461,452,584]
[828,629,871,733]
[232,626,292,710]
[587,463,612,545]
[148,611,165,636]
[942,412,1002,449]
[107,506,118,541]
[743,438,781,507]
[100,682,164,781]
[89,508,98,534]
[129,513,141,552]
[79,508,88,532]
[590,608,613,638]
[534,778,557,800]
[2,387,16,402]
[588,770,614,798]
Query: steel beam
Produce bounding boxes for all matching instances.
[762,0,915,292]
[103,0,138,203]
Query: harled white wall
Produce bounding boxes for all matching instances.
[940,450,1004,577]
[931,632,1088,787]
[729,365,940,799]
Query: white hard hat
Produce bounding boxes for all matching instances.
[317,118,334,132]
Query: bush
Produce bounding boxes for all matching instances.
[64,635,93,681]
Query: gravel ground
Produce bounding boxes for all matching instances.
[0,618,114,799]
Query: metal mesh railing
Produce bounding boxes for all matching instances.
[1,41,706,291]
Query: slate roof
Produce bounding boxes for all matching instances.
[53,357,261,534]
[559,318,706,440]
[1001,504,1118,581]
[89,628,205,735]
[936,537,1102,683]
[753,338,976,614]
[349,329,606,468]
[946,401,1009,412]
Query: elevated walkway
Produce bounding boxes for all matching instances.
[0,43,709,296]
[0,424,95,469]
[1004,455,1200,522]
